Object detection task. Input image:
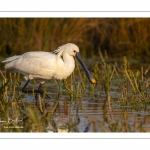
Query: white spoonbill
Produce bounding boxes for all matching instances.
[2,43,96,99]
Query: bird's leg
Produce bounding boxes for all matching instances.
[35,83,50,100]
[22,80,50,99]
[22,79,31,93]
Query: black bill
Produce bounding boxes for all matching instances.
[76,52,96,84]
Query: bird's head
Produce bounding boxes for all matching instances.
[53,43,79,56]
[68,43,96,84]
[67,43,79,57]
[53,43,96,84]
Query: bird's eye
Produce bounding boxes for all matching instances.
[73,50,76,53]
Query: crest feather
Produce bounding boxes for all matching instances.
[52,45,66,59]
[52,44,65,54]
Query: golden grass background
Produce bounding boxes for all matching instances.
[0,18,150,61]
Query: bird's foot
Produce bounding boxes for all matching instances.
[35,89,50,100]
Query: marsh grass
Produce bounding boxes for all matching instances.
[1,51,150,132]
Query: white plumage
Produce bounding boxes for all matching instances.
[2,43,96,99]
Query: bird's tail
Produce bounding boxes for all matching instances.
[2,55,20,69]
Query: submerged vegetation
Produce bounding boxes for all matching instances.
[0,51,150,132]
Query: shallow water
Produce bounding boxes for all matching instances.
[18,79,150,132]
[1,63,150,132]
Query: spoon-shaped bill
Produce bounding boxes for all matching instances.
[76,52,96,84]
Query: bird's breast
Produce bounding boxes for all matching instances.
[54,59,75,80]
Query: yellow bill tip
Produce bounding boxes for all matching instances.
[91,78,96,84]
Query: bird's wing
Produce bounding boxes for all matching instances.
[14,52,57,78]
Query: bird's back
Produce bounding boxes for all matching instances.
[2,51,57,80]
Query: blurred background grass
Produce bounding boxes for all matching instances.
[0,18,150,62]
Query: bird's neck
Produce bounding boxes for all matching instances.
[63,54,75,69]
[55,53,75,80]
